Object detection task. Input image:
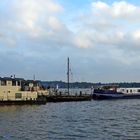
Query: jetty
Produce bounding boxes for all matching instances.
[46,90,92,102]
[46,95,91,102]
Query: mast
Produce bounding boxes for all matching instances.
[67,57,70,95]
[33,74,35,81]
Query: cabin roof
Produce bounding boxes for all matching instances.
[0,77,24,81]
[0,77,41,84]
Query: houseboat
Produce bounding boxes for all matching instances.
[92,85,140,100]
[0,77,49,105]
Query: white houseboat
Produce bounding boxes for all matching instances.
[117,87,140,94]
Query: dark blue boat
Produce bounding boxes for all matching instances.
[93,88,140,100]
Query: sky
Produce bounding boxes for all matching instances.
[1,0,140,82]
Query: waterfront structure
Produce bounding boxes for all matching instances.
[0,77,49,104]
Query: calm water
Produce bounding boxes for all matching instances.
[0,100,140,140]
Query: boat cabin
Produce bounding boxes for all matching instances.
[0,77,39,101]
[117,88,140,94]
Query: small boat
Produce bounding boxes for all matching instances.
[92,85,140,100]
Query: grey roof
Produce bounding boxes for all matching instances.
[0,77,24,81]
[0,77,40,83]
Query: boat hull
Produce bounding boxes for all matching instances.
[0,100,46,105]
[93,93,140,100]
[0,95,47,105]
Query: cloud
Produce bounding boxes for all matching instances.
[111,1,137,18]
[131,30,140,41]
[0,0,68,48]
[12,0,63,25]
[2,0,140,51]
[0,0,63,33]
[74,31,93,48]
[1,0,140,82]
[92,1,110,13]
[74,1,140,50]
[92,1,139,19]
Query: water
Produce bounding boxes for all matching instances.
[0,100,140,140]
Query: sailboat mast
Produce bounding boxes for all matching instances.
[67,57,70,95]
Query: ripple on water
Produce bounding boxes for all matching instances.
[0,100,140,139]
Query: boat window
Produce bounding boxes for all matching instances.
[138,89,140,92]
[126,90,128,93]
[15,93,22,99]
[12,80,16,86]
[17,81,20,86]
[130,89,132,93]
[1,80,6,86]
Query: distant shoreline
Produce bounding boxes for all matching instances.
[41,81,140,88]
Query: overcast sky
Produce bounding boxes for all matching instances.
[1,0,140,82]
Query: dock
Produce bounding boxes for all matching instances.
[46,95,92,102]
[46,91,92,102]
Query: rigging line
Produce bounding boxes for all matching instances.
[69,62,73,82]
